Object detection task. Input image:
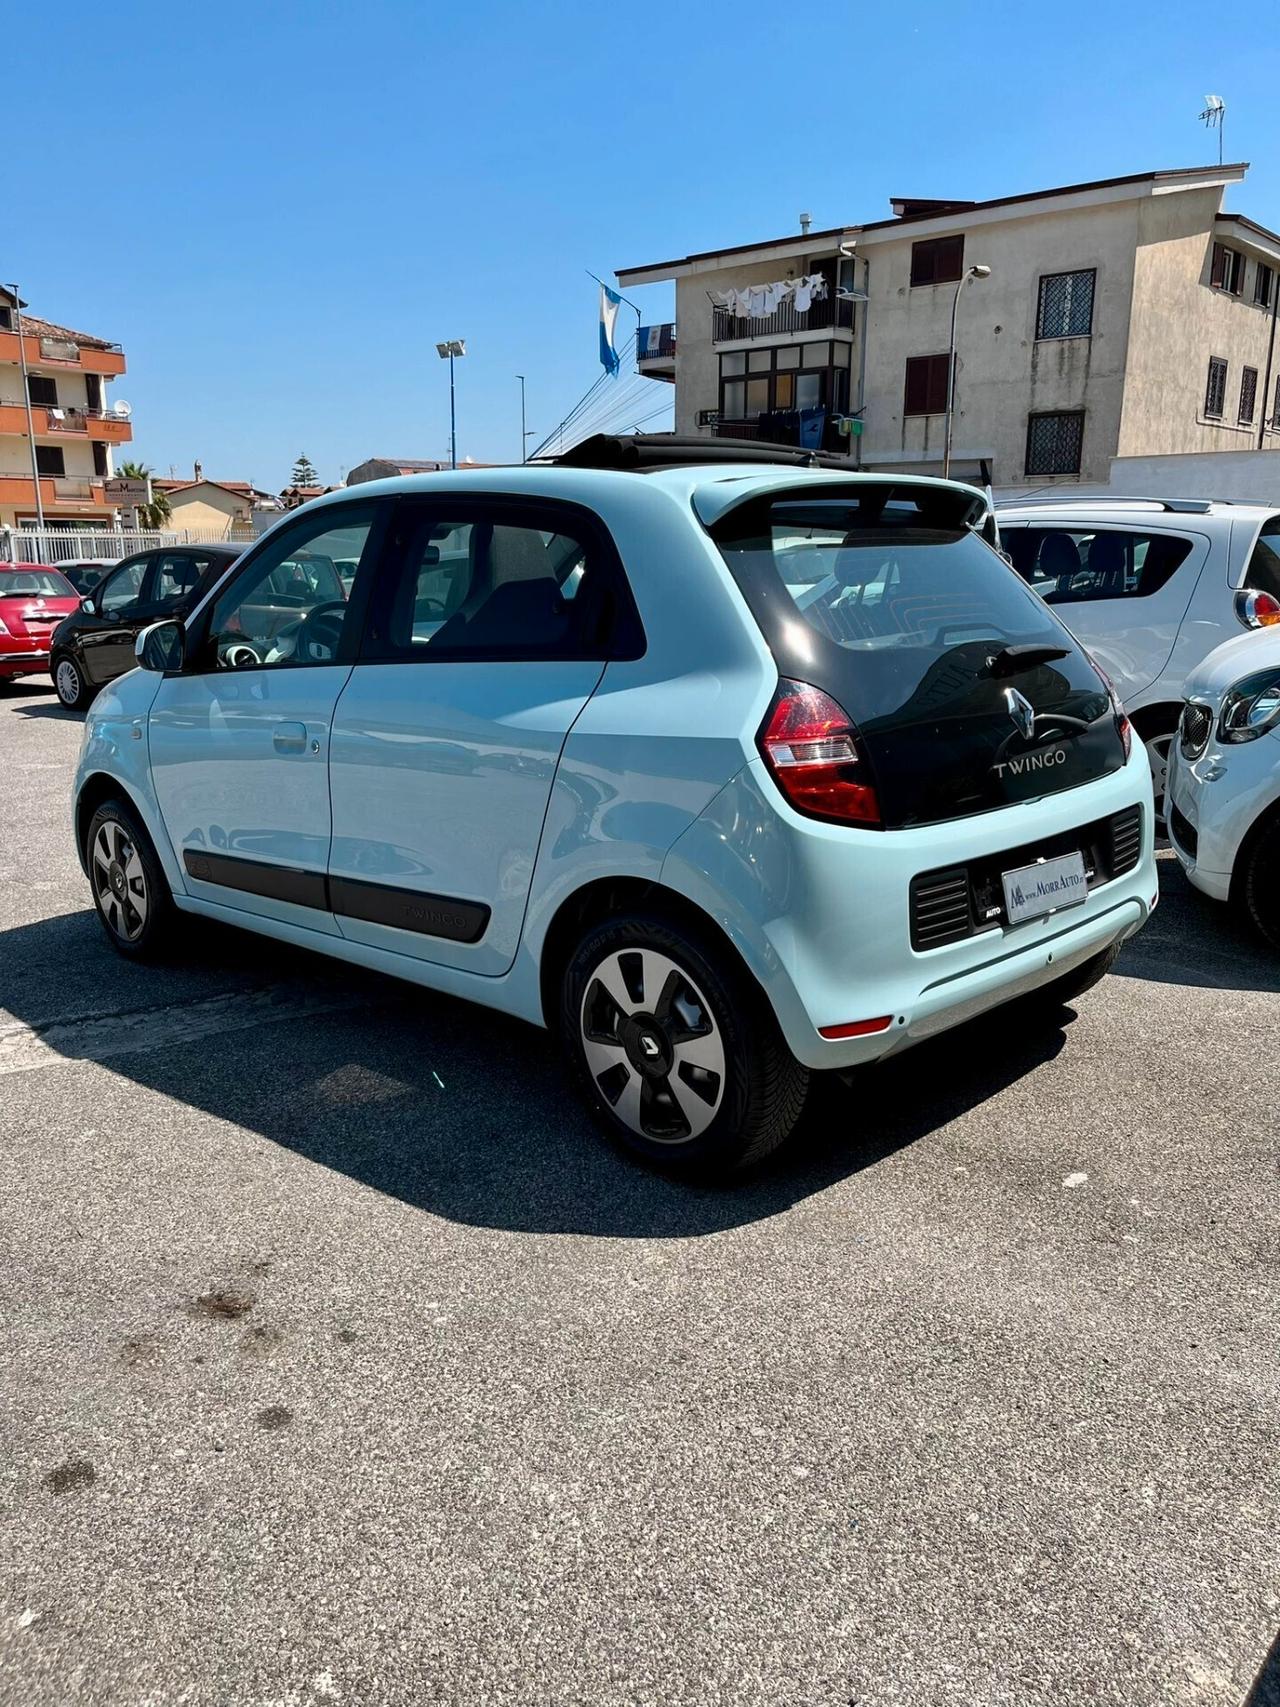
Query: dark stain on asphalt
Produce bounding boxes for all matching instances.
[336,1327,358,1344]
[248,1257,272,1276]
[240,1323,283,1354]
[44,1459,95,1495]
[256,1404,293,1430]
[191,1290,255,1320]
[120,1335,161,1367]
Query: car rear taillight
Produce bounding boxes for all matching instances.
[1088,660,1132,759]
[758,679,881,827]
[1236,588,1280,630]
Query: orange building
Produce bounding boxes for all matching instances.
[0,286,132,532]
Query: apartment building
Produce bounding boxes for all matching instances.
[616,164,1280,490]
[0,286,131,529]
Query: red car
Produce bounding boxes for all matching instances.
[0,564,82,685]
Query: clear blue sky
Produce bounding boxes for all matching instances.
[8,0,1277,488]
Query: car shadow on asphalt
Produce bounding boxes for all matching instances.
[3,699,81,721]
[2,852,1274,1238]
[1115,852,1280,996]
[1244,1627,1280,1707]
[0,903,1077,1237]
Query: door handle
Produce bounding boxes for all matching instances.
[272,722,308,753]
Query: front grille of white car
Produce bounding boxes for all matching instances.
[1179,701,1213,760]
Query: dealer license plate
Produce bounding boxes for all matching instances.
[1001,850,1088,925]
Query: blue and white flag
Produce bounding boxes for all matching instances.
[599,284,622,376]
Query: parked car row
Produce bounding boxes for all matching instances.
[6,451,1277,1176]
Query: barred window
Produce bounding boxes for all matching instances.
[1273,375,1280,429]
[1240,366,1258,425]
[1205,356,1228,419]
[1037,269,1095,339]
[1025,411,1085,476]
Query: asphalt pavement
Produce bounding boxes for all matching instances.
[1,678,1277,1707]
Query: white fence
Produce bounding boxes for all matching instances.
[1,526,258,565]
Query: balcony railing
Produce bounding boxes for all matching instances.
[52,476,105,501]
[713,295,854,343]
[716,414,847,455]
[637,322,676,360]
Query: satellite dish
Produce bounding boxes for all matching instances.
[112,400,132,419]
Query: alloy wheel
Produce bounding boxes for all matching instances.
[579,947,726,1143]
[1147,732,1173,822]
[91,820,149,943]
[56,659,81,706]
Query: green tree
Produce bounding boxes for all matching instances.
[290,453,319,488]
[118,460,171,531]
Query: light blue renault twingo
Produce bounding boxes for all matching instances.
[73,436,1156,1175]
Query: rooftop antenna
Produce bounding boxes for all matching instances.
[1200,94,1226,166]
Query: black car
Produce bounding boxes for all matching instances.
[51,544,242,709]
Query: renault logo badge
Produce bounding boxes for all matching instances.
[1004,687,1036,741]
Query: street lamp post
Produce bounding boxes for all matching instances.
[942,264,990,481]
[516,373,532,463]
[436,339,466,470]
[7,283,46,531]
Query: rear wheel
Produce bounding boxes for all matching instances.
[86,798,175,960]
[561,914,808,1176]
[1236,816,1280,951]
[53,653,93,711]
[1134,718,1177,827]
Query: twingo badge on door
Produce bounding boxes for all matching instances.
[1001,851,1088,926]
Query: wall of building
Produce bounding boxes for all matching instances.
[858,198,1142,486]
[1120,192,1280,457]
[165,487,250,535]
[0,365,97,412]
[1107,448,1280,502]
[0,435,100,478]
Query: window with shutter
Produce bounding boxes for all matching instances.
[903,353,951,416]
[910,235,965,287]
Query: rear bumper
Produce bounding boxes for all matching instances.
[0,647,51,677]
[662,743,1157,1069]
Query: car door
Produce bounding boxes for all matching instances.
[1003,523,1209,702]
[147,503,382,937]
[80,554,151,683]
[327,495,641,975]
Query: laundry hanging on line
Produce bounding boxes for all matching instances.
[714,274,828,318]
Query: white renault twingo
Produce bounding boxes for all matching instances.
[74,438,1157,1174]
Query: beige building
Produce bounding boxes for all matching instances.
[0,286,132,529]
[154,469,280,537]
[616,164,1280,490]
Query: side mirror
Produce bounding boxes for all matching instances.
[80,597,95,614]
[136,618,185,674]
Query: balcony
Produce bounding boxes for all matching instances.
[0,474,112,513]
[0,401,133,443]
[715,413,848,455]
[0,329,127,376]
[636,322,676,381]
[712,295,854,344]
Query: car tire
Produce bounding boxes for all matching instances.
[53,653,93,711]
[561,913,809,1176]
[1236,816,1280,951]
[85,797,176,961]
[1021,941,1122,1016]
[1140,724,1177,827]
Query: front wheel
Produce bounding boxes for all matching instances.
[561,914,809,1176]
[85,798,176,960]
[1142,727,1176,827]
[1235,816,1280,951]
[53,653,93,711]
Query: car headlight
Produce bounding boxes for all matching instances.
[1218,668,1280,743]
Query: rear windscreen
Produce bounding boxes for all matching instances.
[0,570,75,598]
[712,496,1074,725]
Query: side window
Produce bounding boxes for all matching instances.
[205,508,374,670]
[152,553,204,607]
[1006,528,1194,603]
[1243,518,1280,601]
[98,558,148,616]
[368,503,635,661]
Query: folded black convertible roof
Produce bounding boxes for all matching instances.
[551,433,856,473]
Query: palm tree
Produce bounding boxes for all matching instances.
[118,460,171,531]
